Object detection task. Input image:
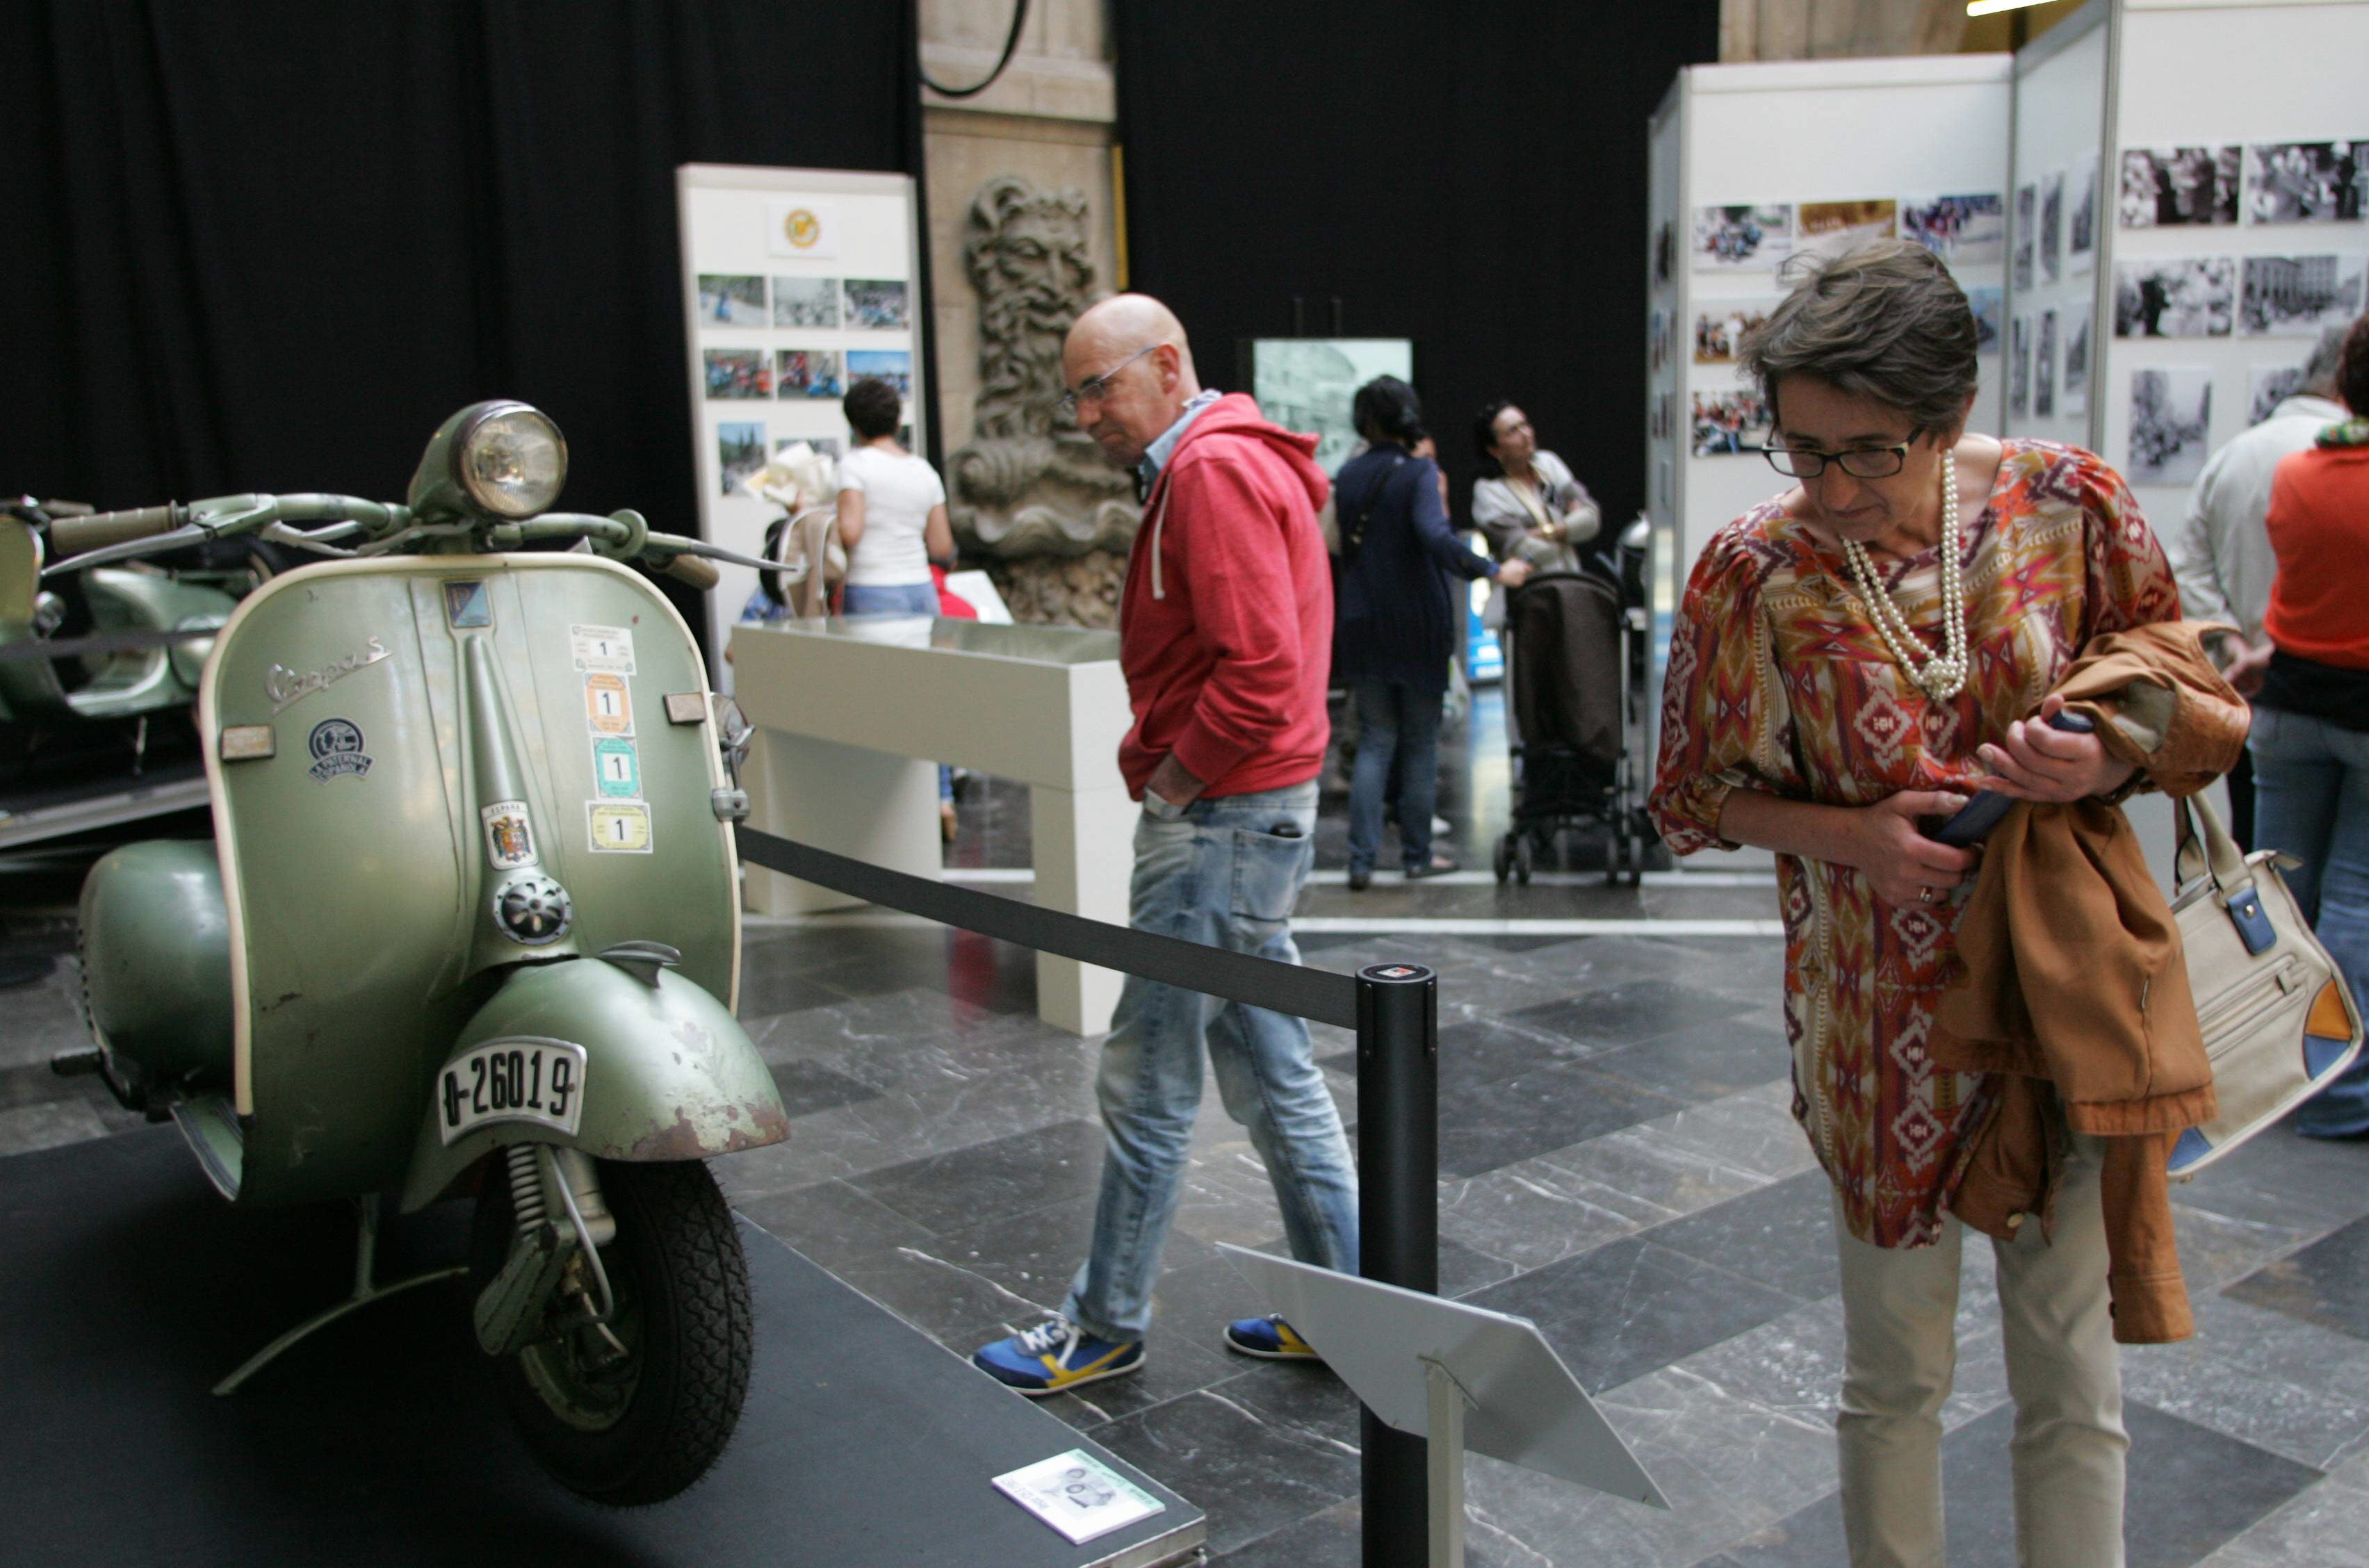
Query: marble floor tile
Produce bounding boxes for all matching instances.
[847,1117,1105,1234]
[1462,1238,1806,1395]
[2122,1292,2369,1470]
[1579,1013,1791,1105]
[2226,1211,2369,1342]
[1531,1122,1783,1224]
[830,1236,1070,1344]
[1632,1169,1839,1305]
[1504,979,1758,1054]
[733,1177,937,1268]
[2171,1199,2318,1292]
[1678,1293,2010,1437]
[1437,1061,1686,1179]
[2176,1120,2369,1236]
[1638,1083,1821,1184]
[0,1097,109,1156]
[1089,1387,1362,1558]
[2195,1449,2369,1566]
[1722,1400,2318,1568]
[763,1057,883,1118]
[712,1065,1094,1197]
[1438,1152,1683,1275]
[1032,1330,1245,1433]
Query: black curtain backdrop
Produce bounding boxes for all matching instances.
[1112,1,1719,541]
[0,1,916,638]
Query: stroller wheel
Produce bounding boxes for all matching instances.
[1514,835,1534,885]
[1492,835,1513,884]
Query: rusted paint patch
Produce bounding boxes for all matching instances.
[626,1099,791,1160]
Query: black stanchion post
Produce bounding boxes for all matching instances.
[1356,962,1438,1568]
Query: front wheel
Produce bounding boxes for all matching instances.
[469,1157,753,1505]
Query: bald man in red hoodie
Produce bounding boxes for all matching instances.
[973,295,1358,1396]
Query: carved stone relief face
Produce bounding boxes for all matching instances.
[986,209,1092,320]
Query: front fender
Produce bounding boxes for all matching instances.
[399,957,787,1212]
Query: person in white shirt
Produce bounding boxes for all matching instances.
[836,376,954,613]
[835,375,961,836]
[2166,324,2350,845]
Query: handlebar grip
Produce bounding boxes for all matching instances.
[662,553,721,591]
[45,505,184,556]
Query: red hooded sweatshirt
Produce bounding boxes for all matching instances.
[1119,392,1333,799]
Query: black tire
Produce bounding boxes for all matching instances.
[1514,834,1534,885]
[470,1157,753,1505]
[1492,835,1513,884]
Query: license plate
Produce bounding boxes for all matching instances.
[437,1038,588,1146]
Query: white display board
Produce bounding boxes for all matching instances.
[1643,56,2013,869]
[2003,0,2110,450]
[2090,0,2369,527]
[675,164,926,683]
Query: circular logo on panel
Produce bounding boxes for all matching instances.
[782,207,822,250]
[305,717,373,782]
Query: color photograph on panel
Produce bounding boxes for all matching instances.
[1693,205,1793,270]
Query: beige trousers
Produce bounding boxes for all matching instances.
[1832,1132,2129,1568]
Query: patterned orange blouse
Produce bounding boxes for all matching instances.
[1648,441,2181,1248]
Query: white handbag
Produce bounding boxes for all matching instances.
[2167,790,2366,1177]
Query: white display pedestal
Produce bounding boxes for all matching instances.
[1221,1245,1668,1568]
[729,614,1134,1036]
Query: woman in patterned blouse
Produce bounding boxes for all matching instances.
[1649,240,2179,1568]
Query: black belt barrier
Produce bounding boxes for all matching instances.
[734,823,1441,1565]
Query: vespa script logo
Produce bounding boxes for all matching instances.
[306,718,373,783]
[266,637,390,715]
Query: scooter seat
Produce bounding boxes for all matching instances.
[79,840,236,1091]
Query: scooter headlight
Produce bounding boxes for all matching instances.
[457,405,568,519]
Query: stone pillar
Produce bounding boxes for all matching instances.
[918,1,1135,628]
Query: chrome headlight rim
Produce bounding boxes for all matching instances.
[454,401,569,521]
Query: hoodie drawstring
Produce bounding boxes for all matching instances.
[1148,479,1173,601]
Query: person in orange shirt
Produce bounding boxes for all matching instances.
[2248,311,2369,1137]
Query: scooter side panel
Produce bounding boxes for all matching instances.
[204,554,740,1206]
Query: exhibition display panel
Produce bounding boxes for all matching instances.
[1642,54,2014,860]
[676,164,929,683]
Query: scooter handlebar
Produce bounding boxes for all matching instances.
[44,505,185,557]
[661,553,722,591]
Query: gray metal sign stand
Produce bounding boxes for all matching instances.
[1221,1246,1670,1568]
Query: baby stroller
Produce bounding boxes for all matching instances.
[1491,554,1650,888]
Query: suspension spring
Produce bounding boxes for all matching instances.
[506,1144,548,1236]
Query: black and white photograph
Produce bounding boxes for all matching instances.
[2010,314,2030,417]
[702,347,768,399]
[776,348,842,400]
[2040,172,2065,283]
[2250,364,2307,425]
[2240,253,2368,336]
[1969,286,2003,356]
[1796,199,1896,266]
[1691,204,1793,270]
[2245,141,2368,224]
[2115,256,2236,338]
[2117,146,2240,227]
[718,420,766,497]
[2063,307,2091,417]
[2128,367,2213,485]
[1689,389,1770,456]
[842,277,911,329]
[2013,184,2036,289]
[2069,158,2098,275]
[1901,193,2006,267]
[697,273,767,327]
[1693,301,1774,364]
[2035,310,2058,418]
[771,275,840,329]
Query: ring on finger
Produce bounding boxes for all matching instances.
[1917,887,1937,904]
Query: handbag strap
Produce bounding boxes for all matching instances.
[1340,452,1406,560]
[2174,790,2251,897]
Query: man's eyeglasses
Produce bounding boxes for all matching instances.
[1755,441,1912,480]
[1058,344,1159,416]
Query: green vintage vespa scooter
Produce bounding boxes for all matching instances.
[48,401,789,1505]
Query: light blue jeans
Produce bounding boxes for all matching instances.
[839,580,952,801]
[1346,678,1445,876]
[2251,708,2369,1136]
[1061,780,1358,1341]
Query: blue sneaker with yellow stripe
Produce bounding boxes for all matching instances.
[972,1318,1144,1396]
[1224,1314,1322,1361]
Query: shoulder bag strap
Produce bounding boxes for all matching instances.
[1340,453,1407,559]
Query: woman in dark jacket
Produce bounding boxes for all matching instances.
[1334,377,1529,888]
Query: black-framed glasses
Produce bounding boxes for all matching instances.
[1755,441,1912,480]
[1057,344,1159,416]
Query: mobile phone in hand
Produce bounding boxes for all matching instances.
[1925,710,2098,849]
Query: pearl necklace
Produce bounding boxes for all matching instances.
[1840,462,1968,701]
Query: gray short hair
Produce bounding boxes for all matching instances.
[2300,321,2350,400]
[1739,239,1980,436]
